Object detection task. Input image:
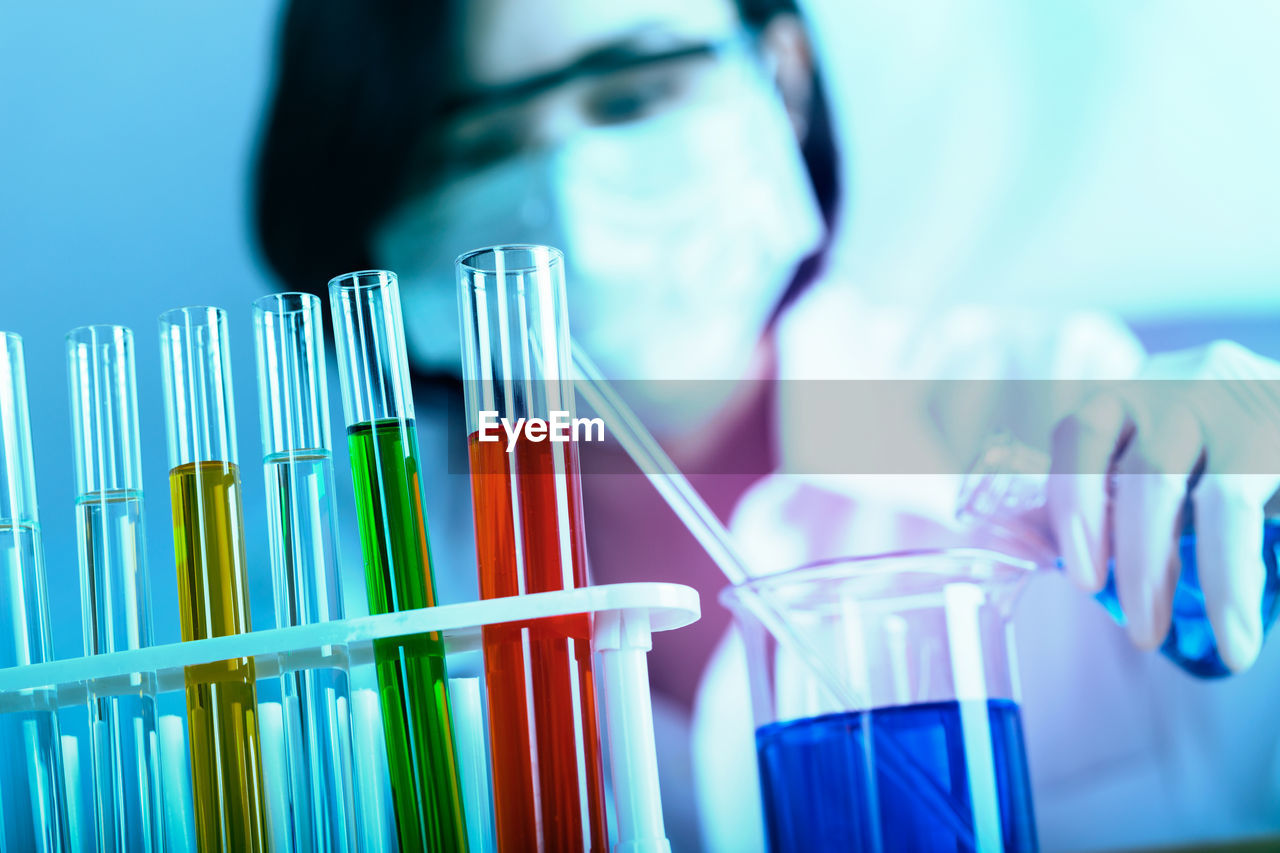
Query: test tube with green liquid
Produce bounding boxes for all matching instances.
[67,325,165,851]
[159,307,269,851]
[329,270,468,851]
[0,331,71,852]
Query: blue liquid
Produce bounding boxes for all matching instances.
[89,689,164,851]
[1088,517,1280,678]
[77,493,166,851]
[279,665,357,850]
[0,706,69,852]
[756,699,1037,853]
[264,453,359,850]
[1,524,70,851]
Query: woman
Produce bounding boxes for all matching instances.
[254,0,1280,847]
[256,0,839,712]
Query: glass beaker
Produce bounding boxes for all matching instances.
[723,549,1039,853]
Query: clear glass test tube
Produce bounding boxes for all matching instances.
[328,270,468,851]
[252,293,358,851]
[0,331,71,853]
[158,307,269,851]
[66,325,165,852]
[457,245,608,851]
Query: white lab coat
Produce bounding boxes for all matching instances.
[398,275,1280,851]
[689,279,1280,851]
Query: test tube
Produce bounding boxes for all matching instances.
[329,270,468,851]
[158,307,269,851]
[0,332,71,852]
[251,293,358,851]
[457,245,609,851]
[66,325,165,852]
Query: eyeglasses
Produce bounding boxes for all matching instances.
[405,31,757,189]
[441,38,733,118]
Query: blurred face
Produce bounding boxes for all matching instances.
[375,0,824,433]
[429,0,742,182]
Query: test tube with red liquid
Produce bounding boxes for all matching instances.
[457,245,608,851]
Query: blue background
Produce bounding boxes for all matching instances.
[1,0,1277,756]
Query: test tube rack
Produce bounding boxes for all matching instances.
[0,581,699,853]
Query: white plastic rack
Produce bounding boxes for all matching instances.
[0,582,700,853]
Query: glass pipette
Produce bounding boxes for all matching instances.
[569,341,985,847]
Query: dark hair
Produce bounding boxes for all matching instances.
[254,0,841,315]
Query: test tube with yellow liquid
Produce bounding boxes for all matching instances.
[158,306,269,851]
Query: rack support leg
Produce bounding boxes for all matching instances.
[595,608,671,853]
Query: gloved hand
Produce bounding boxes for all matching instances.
[1047,341,1280,672]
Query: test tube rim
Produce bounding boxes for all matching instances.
[156,303,239,467]
[252,291,319,315]
[66,323,144,496]
[0,330,37,526]
[327,269,398,292]
[455,243,563,277]
[157,304,227,326]
[253,290,331,458]
[65,323,133,343]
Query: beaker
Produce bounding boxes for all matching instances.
[723,549,1039,853]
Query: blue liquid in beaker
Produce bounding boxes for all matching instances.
[756,699,1037,853]
[1088,518,1280,678]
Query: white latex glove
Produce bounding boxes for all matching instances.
[1047,341,1280,672]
